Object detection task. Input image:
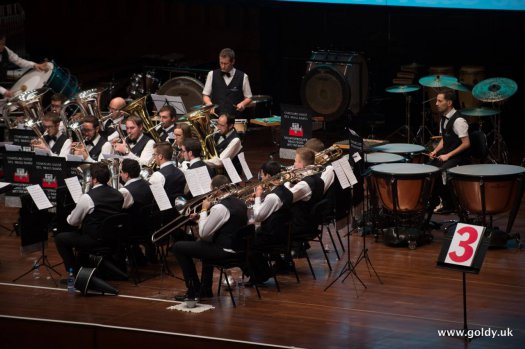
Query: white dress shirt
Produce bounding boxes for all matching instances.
[253,193,284,223]
[198,203,230,241]
[118,177,142,209]
[205,129,242,167]
[66,184,102,227]
[441,108,469,138]
[122,134,155,166]
[46,132,72,158]
[148,161,172,187]
[202,67,253,99]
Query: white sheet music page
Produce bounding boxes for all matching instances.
[237,152,253,180]
[185,166,212,197]
[339,158,358,186]
[0,182,11,189]
[150,183,173,211]
[331,160,351,190]
[64,176,83,203]
[26,184,53,210]
[222,157,242,184]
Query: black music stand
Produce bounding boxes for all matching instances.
[324,188,366,295]
[12,193,61,285]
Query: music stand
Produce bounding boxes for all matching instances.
[12,191,61,285]
[151,94,186,116]
[0,182,16,234]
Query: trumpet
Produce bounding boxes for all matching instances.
[151,183,237,244]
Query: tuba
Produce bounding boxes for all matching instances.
[184,105,219,160]
[315,145,344,165]
[25,119,50,150]
[69,121,88,155]
[5,87,49,126]
[121,95,162,143]
[74,87,106,121]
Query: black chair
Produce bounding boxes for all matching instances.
[291,198,332,280]
[203,224,261,307]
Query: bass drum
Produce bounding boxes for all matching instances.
[157,76,204,114]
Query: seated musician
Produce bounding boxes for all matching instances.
[171,175,248,300]
[304,138,335,193]
[173,123,192,168]
[54,163,124,275]
[33,112,72,157]
[182,138,216,179]
[286,147,325,235]
[100,97,127,137]
[428,89,470,214]
[73,115,112,162]
[205,113,243,175]
[158,105,177,142]
[148,141,186,203]
[112,115,155,166]
[119,158,156,263]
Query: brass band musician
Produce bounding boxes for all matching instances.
[157,105,177,142]
[112,115,155,166]
[182,138,216,179]
[33,112,72,157]
[101,97,127,137]
[72,115,112,162]
[304,138,335,193]
[173,123,192,168]
[148,142,186,203]
[205,113,243,175]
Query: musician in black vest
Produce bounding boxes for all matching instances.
[304,138,335,193]
[182,138,216,178]
[113,115,155,166]
[100,97,127,138]
[33,112,72,157]
[54,163,124,274]
[172,175,248,300]
[287,147,325,236]
[73,115,111,162]
[0,31,49,98]
[206,113,243,175]
[158,105,177,142]
[429,89,470,214]
[149,141,186,203]
[202,48,252,118]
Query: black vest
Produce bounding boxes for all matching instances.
[188,159,216,178]
[159,163,186,202]
[159,125,174,142]
[45,133,68,155]
[88,135,107,160]
[211,69,245,117]
[213,129,243,175]
[212,196,248,250]
[291,174,324,236]
[83,185,124,239]
[100,120,116,138]
[124,179,154,235]
[0,49,9,81]
[439,112,467,161]
[260,185,294,240]
[129,134,151,157]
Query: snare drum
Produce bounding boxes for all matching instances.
[10,62,80,99]
[448,164,525,216]
[371,163,439,213]
[370,143,426,163]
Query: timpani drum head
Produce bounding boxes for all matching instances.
[365,152,406,165]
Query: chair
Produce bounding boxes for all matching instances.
[203,224,261,307]
[291,198,332,280]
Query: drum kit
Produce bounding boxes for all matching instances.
[385,70,518,163]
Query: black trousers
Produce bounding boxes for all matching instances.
[54,231,105,273]
[172,240,234,296]
[429,156,467,208]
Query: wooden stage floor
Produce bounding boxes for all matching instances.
[1,127,524,349]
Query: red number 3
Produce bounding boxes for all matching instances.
[448,226,478,263]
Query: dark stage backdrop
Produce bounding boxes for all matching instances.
[9,0,525,147]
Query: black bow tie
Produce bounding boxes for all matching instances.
[221,71,231,78]
[85,140,94,147]
[45,135,57,142]
[127,138,137,145]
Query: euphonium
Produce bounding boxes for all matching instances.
[6,87,49,125]
[314,145,344,165]
[25,119,50,150]
[69,121,88,155]
[186,108,218,160]
[121,95,162,143]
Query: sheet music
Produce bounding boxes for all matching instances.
[34,148,52,156]
[331,161,351,190]
[5,144,22,151]
[222,157,242,184]
[64,176,83,203]
[66,154,84,162]
[151,94,186,115]
[339,158,358,186]
[26,184,53,210]
[237,152,253,180]
[184,166,212,197]
[0,182,12,189]
[150,183,173,211]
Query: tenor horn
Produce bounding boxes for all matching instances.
[121,95,162,143]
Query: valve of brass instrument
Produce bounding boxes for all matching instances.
[71,141,88,160]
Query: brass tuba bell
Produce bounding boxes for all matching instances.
[185,105,218,160]
[121,95,162,143]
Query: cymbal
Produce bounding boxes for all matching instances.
[460,107,499,117]
[418,75,457,88]
[472,77,518,102]
[445,81,470,92]
[385,85,420,93]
